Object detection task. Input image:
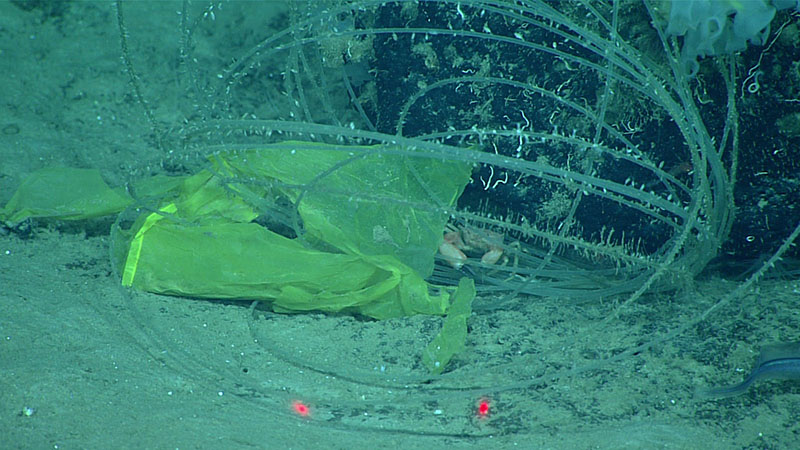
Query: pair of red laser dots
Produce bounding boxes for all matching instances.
[290,398,492,419]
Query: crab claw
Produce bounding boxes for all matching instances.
[480,247,504,265]
[439,240,468,269]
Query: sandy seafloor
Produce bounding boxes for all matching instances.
[1,2,799,449]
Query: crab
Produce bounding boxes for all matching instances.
[438,224,506,270]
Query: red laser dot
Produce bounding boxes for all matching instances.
[477,400,490,416]
[292,401,310,417]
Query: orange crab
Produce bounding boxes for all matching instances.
[438,225,505,270]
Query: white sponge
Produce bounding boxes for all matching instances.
[665,0,795,74]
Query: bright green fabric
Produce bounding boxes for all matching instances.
[422,277,476,374]
[209,141,470,278]
[124,216,452,318]
[0,167,132,225]
[0,167,183,226]
[1,141,477,371]
[1,142,473,320]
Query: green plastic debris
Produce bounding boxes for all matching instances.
[208,141,469,278]
[1,142,473,315]
[0,167,183,226]
[422,277,476,374]
[1,141,477,372]
[0,167,132,225]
